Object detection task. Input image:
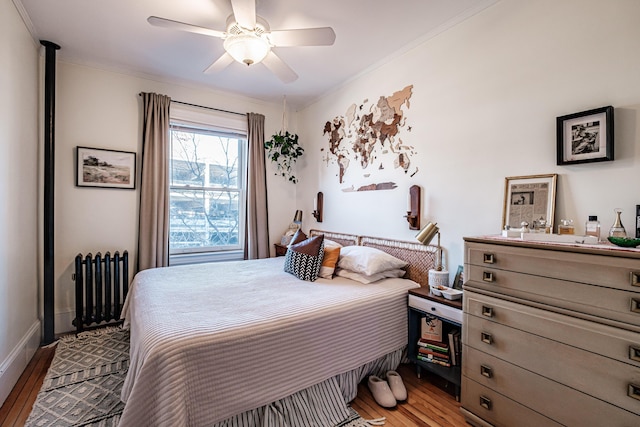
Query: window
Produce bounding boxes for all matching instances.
[169,104,247,264]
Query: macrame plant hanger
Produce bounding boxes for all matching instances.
[281,95,287,134]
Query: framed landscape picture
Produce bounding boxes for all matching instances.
[556,106,614,165]
[76,146,136,189]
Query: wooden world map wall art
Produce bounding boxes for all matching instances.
[322,85,416,192]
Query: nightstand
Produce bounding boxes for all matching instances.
[274,243,288,257]
[407,286,463,400]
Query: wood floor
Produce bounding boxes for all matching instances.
[0,347,468,426]
[0,346,56,427]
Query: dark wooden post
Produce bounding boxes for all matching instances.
[41,40,60,345]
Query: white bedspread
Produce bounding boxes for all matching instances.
[119,257,419,426]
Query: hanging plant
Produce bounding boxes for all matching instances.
[265,96,304,183]
[264,131,304,183]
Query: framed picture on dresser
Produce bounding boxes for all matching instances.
[502,174,557,230]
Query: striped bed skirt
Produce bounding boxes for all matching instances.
[213,348,404,427]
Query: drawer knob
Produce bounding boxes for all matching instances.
[481,332,493,345]
[630,298,640,314]
[628,384,640,401]
[482,271,495,282]
[480,395,492,410]
[480,365,493,378]
[632,272,639,287]
[482,306,494,317]
[483,253,495,264]
[630,346,640,363]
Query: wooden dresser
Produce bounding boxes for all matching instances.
[461,236,640,426]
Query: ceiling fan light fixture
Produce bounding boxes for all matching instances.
[223,33,270,66]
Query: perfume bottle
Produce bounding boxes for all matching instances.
[585,215,600,240]
[558,219,575,235]
[609,208,627,237]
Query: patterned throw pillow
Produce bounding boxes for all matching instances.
[288,229,308,247]
[284,235,325,281]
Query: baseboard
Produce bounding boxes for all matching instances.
[55,308,76,335]
[0,320,41,407]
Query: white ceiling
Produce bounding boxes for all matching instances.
[17,0,497,109]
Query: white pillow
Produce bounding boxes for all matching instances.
[336,268,406,284]
[337,246,408,276]
[324,239,343,248]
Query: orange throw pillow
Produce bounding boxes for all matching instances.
[319,246,340,279]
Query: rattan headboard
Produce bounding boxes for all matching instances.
[309,229,359,247]
[308,230,439,287]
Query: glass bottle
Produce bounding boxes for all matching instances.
[558,219,574,235]
[585,215,600,240]
[609,208,627,237]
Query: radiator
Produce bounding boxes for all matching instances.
[73,251,129,334]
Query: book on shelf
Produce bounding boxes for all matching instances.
[417,352,449,364]
[447,329,461,366]
[420,317,443,341]
[418,347,450,360]
[417,338,449,353]
[417,354,451,367]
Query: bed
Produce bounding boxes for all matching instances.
[119,231,439,426]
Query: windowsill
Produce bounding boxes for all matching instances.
[169,250,244,266]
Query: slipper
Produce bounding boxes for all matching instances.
[367,375,397,408]
[386,370,407,401]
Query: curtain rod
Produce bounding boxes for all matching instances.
[138,93,245,117]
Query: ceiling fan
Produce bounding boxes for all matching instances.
[148,0,336,83]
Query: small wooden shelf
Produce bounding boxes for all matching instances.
[409,287,463,310]
[407,287,463,400]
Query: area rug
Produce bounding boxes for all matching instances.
[25,327,129,427]
[25,327,380,427]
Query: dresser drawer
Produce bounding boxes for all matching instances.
[464,291,640,368]
[408,294,462,324]
[463,345,640,426]
[465,264,640,327]
[464,308,640,415]
[461,377,562,427]
[466,242,640,292]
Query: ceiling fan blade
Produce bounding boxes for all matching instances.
[230,0,256,29]
[269,27,336,47]
[204,53,235,74]
[148,16,225,38]
[261,51,298,83]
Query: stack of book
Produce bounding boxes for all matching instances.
[417,339,451,366]
[416,329,461,368]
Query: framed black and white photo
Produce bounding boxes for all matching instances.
[556,106,614,165]
[502,174,557,230]
[76,146,136,189]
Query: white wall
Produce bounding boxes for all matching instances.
[0,0,41,406]
[52,63,295,333]
[296,0,640,282]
